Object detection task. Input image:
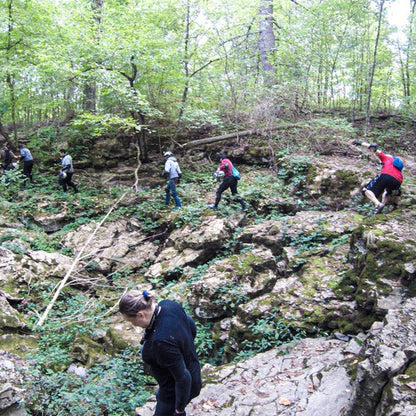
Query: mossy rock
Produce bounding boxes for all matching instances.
[0,334,38,357]
[71,334,107,368]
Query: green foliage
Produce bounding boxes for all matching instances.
[289,227,328,254]
[23,294,154,414]
[235,313,307,360]
[194,321,216,364]
[68,113,138,140]
[26,125,59,166]
[26,295,108,370]
[24,348,152,416]
[65,114,139,160]
[0,168,25,198]
[179,108,225,130]
[214,282,249,311]
[276,150,311,197]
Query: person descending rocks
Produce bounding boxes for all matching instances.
[19,144,34,188]
[209,152,247,212]
[119,289,202,416]
[162,151,182,211]
[350,139,403,214]
[59,149,78,193]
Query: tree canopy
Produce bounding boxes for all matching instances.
[1,0,415,142]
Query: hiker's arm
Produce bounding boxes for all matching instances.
[350,140,380,154]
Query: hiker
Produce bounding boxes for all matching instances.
[59,149,78,193]
[1,143,18,171]
[209,152,247,211]
[19,144,34,186]
[162,151,182,211]
[119,289,202,416]
[350,139,403,214]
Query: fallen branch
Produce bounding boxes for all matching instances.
[36,190,128,327]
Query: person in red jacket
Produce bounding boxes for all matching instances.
[209,152,247,212]
[350,140,403,214]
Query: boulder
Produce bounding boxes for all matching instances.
[188,247,277,319]
[347,297,416,416]
[134,337,355,416]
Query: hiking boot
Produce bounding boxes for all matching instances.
[208,204,217,210]
[375,204,385,215]
[241,206,248,212]
[172,207,181,212]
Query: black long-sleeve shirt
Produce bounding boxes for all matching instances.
[141,300,201,411]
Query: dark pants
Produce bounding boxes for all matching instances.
[214,176,246,209]
[23,160,34,182]
[154,378,201,416]
[61,172,78,192]
[363,173,401,199]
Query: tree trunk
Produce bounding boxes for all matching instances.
[6,0,18,143]
[178,0,191,122]
[120,56,148,162]
[259,0,276,86]
[365,0,385,135]
[0,120,10,141]
[182,123,299,148]
[83,0,103,112]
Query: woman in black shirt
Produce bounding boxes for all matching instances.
[119,290,202,416]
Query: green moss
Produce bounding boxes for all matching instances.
[0,334,38,356]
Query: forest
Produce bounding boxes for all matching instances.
[1,1,416,415]
[1,0,415,150]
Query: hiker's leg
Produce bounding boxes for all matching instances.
[363,189,381,206]
[170,179,181,207]
[165,182,171,205]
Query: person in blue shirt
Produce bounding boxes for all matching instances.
[59,149,78,193]
[19,144,34,186]
[119,289,202,416]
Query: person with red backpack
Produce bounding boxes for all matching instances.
[350,140,403,214]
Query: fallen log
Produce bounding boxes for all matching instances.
[181,124,300,148]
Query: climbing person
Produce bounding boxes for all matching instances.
[1,143,18,171]
[19,144,34,187]
[162,151,182,211]
[350,139,403,214]
[59,149,78,193]
[119,289,202,416]
[209,152,247,212]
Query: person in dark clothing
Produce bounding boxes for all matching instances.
[59,149,78,193]
[350,140,403,214]
[119,289,202,416]
[19,144,34,187]
[209,152,247,212]
[2,143,18,171]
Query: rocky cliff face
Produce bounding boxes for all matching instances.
[0,145,415,415]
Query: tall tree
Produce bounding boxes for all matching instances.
[259,0,276,86]
[4,0,18,142]
[83,0,104,112]
[365,0,386,135]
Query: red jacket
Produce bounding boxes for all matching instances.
[218,158,233,177]
[379,152,403,183]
